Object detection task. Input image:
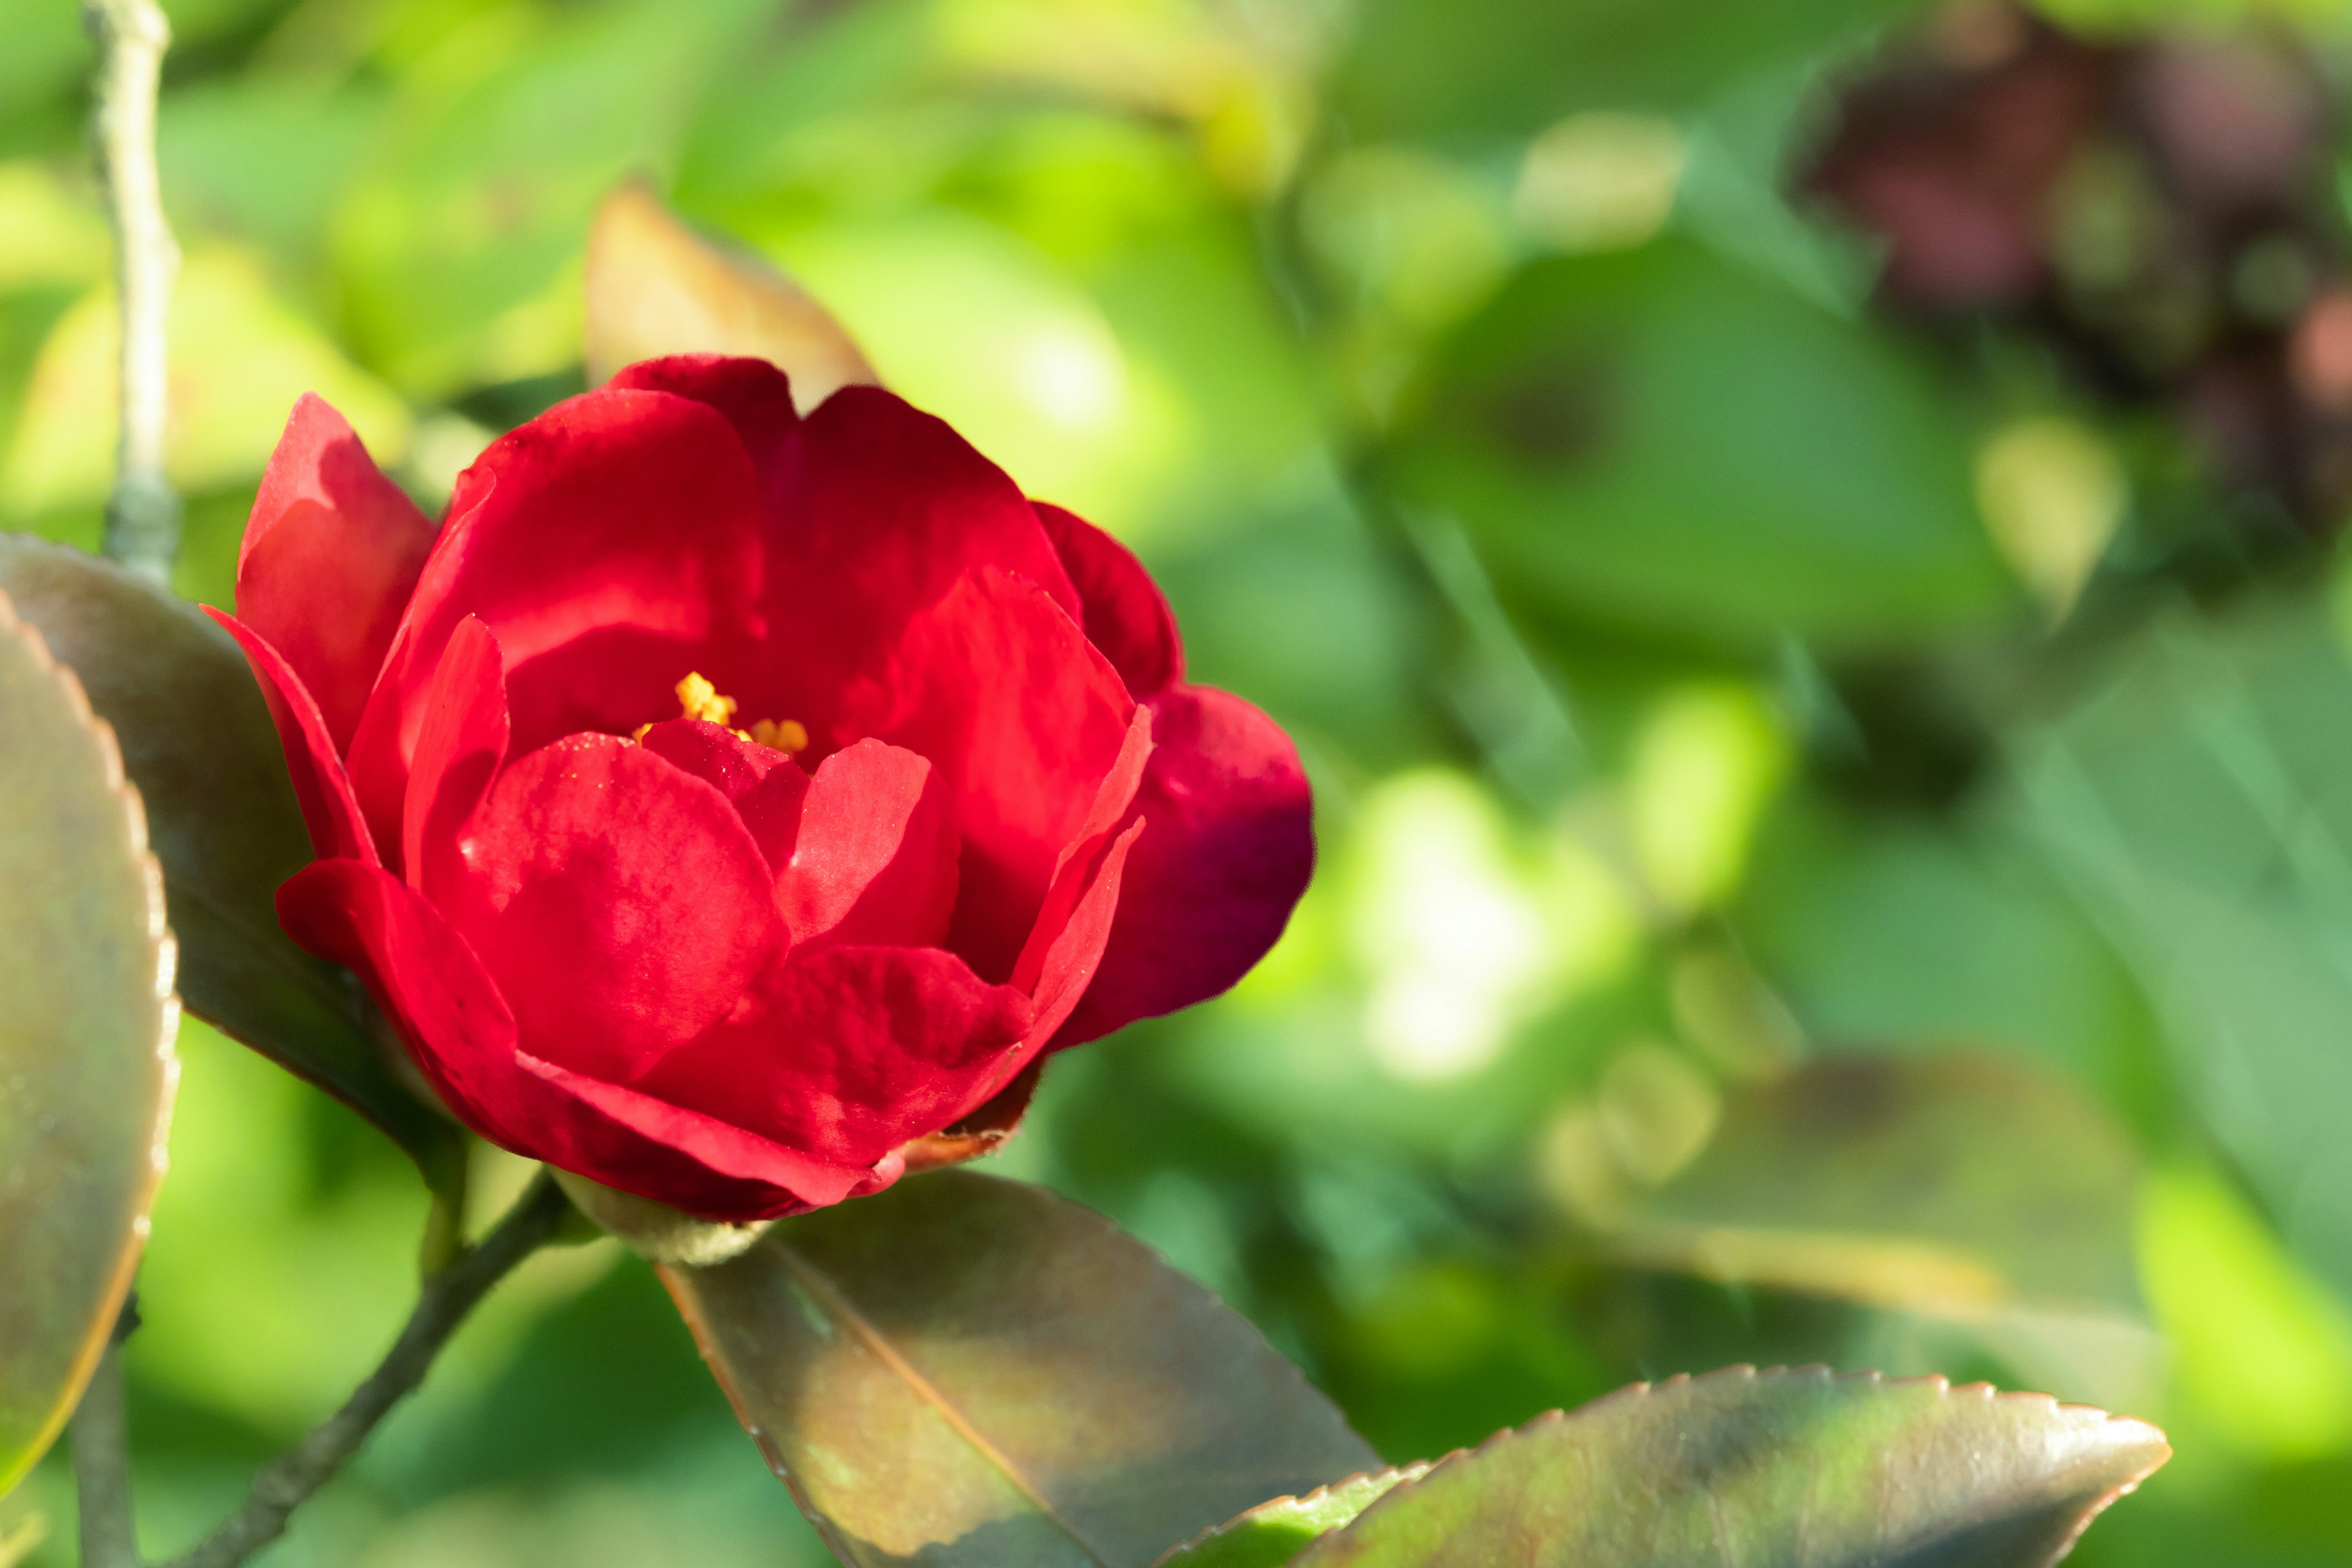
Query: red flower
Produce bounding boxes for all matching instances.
[216,355,1311,1221]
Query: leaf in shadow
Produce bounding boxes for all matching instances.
[1588,1050,2156,1410]
[660,1170,1381,1567]
[0,536,459,1180]
[584,179,879,410]
[1291,1365,2167,1567]
[0,589,177,1496]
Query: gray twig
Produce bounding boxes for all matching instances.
[71,1305,142,1568]
[82,0,181,585]
[156,1173,572,1568]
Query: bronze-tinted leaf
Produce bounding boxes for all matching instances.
[0,537,459,1179]
[661,1170,1381,1567]
[1292,1366,2168,1568]
[1149,1467,1430,1568]
[0,590,178,1497]
[584,179,879,410]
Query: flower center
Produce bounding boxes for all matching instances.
[636,672,809,754]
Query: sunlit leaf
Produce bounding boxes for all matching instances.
[584,180,876,410]
[661,1170,1381,1567]
[1389,239,2010,650]
[0,536,460,1180]
[1149,1467,1430,1568]
[0,590,176,1498]
[1291,1366,2168,1567]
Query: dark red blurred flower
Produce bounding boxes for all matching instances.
[216,355,1311,1221]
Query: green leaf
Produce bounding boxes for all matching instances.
[1149,1468,1430,1568]
[660,1170,1382,1567]
[583,180,876,410]
[1389,240,2011,651]
[1333,0,1913,139]
[0,589,176,1499]
[1291,1366,2168,1567]
[0,536,460,1181]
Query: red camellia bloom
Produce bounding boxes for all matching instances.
[215,355,1311,1221]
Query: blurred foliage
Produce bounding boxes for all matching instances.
[14,0,2352,1560]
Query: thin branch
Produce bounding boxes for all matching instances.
[82,0,181,586]
[157,1173,573,1568]
[71,1304,141,1568]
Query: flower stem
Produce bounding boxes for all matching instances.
[81,0,181,586]
[154,1172,573,1568]
[70,1304,141,1568]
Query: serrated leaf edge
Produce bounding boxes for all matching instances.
[0,587,180,1498]
[1302,1365,2170,1568]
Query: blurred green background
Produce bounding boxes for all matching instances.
[11,0,2352,1561]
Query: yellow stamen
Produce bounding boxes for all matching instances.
[749,717,810,754]
[639,672,808,755]
[675,671,737,727]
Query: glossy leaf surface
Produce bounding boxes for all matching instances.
[662,1170,1380,1567]
[1292,1366,2168,1567]
[584,180,878,410]
[1149,1468,1428,1568]
[0,537,458,1178]
[0,592,177,1497]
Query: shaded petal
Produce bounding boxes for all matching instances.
[206,608,377,866]
[1017,816,1144,1055]
[402,615,507,893]
[1054,685,1313,1046]
[736,386,1080,739]
[237,394,436,750]
[778,739,957,950]
[437,734,783,1081]
[841,568,1137,982]
[276,859,859,1220]
[633,945,1034,1170]
[1035,501,1182,698]
[348,387,767,847]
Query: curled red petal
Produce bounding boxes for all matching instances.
[348,386,767,846]
[206,608,377,866]
[1055,685,1313,1046]
[845,568,1137,982]
[737,386,1080,740]
[276,859,858,1219]
[437,734,783,1082]
[1035,501,1183,698]
[632,945,1035,1171]
[607,355,798,503]
[1017,816,1144,1059]
[638,716,812,872]
[778,739,958,950]
[238,394,435,750]
[402,615,507,893]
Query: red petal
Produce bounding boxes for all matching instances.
[206,608,377,866]
[778,739,957,949]
[237,394,435,750]
[402,616,507,892]
[845,568,1137,982]
[277,858,861,1219]
[632,945,1035,1170]
[735,386,1080,739]
[347,387,767,848]
[1017,816,1144,1055]
[638,717,799,802]
[435,734,783,1082]
[1054,685,1314,1046]
[607,355,797,502]
[1035,501,1183,698]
